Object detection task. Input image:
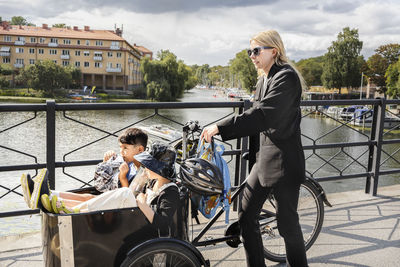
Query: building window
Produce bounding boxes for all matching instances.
[50,38,58,44]
[85,40,90,46]
[107,52,113,57]
[95,40,103,46]
[49,49,57,55]
[53,60,57,64]
[84,62,89,67]
[62,50,70,55]
[77,40,81,45]
[116,63,122,68]
[38,48,44,54]
[29,59,35,64]
[95,62,102,68]
[29,48,35,54]
[116,52,122,58]
[63,39,71,45]
[75,50,80,56]
[30,37,36,43]
[3,58,10,63]
[16,58,24,64]
[16,47,24,53]
[39,38,46,43]
[62,61,70,66]
[107,62,112,68]
[111,41,120,46]
[4,36,12,42]
[75,61,80,67]
[83,51,90,56]
[17,36,25,41]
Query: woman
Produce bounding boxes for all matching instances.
[201,30,308,267]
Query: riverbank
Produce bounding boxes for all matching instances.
[0,95,149,103]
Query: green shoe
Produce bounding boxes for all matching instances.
[30,168,50,209]
[41,194,54,213]
[20,173,34,209]
[51,195,79,214]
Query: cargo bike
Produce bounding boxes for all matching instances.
[42,121,331,267]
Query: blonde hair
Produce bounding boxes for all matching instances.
[250,30,307,90]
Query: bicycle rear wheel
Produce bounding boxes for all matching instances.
[260,179,324,262]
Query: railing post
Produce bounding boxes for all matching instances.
[366,98,385,195]
[233,100,251,211]
[46,100,56,190]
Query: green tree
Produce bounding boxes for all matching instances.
[229,49,257,92]
[366,54,388,95]
[10,16,35,26]
[321,27,363,94]
[296,56,324,86]
[52,23,67,28]
[140,50,190,101]
[18,60,75,97]
[375,44,400,65]
[195,64,211,86]
[365,43,400,96]
[385,59,400,98]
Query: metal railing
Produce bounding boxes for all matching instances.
[0,98,399,219]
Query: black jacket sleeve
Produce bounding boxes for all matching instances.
[217,65,302,142]
[151,186,179,236]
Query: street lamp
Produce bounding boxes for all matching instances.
[359,72,364,99]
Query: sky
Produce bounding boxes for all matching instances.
[1,0,400,66]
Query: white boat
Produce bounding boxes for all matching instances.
[141,124,182,141]
[340,105,366,121]
[353,109,400,128]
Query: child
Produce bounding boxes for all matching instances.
[20,127,148,209]
[38,142,180,235]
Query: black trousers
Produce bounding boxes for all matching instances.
[238,164,308,267]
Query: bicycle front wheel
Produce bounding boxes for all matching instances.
[120,241,202,267]
[260,180,324,262]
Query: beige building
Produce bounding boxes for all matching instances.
[0,22,149,91]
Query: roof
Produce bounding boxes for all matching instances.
[0,25,125,41]
[134,45,152,54]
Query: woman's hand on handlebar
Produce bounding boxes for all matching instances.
[200,124,219,143]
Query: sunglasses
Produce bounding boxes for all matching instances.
[247,46,274,57]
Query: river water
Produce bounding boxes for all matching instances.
[1,88,399,235]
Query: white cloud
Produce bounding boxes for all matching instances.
[1,0,400,65]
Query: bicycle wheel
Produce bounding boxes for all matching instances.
[260,180,324,262]
[121,241,202,267]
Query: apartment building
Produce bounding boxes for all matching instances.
[0,22,148,91]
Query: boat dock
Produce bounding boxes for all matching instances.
[1,184,399,266]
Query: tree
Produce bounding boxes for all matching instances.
[140,50,191,101]
[10,16,35,26]
[229,49,257,92]
[17,60,78,97]
[296,56,324,86]
[321,27,363,94]
[195,64,211,86]
[52,23,67,28]
[365,43,400,96]
[375,44,400,65]
[366,54,388,95]
[385,59,400,98]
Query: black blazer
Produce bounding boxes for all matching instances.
[217,64,305,186]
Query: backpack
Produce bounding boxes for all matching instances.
[194,139,231,224]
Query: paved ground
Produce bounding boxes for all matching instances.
[1,184,399,266]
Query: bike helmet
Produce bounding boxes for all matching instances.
[179,158,224,196]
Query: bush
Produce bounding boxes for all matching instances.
[0,77,10,89]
